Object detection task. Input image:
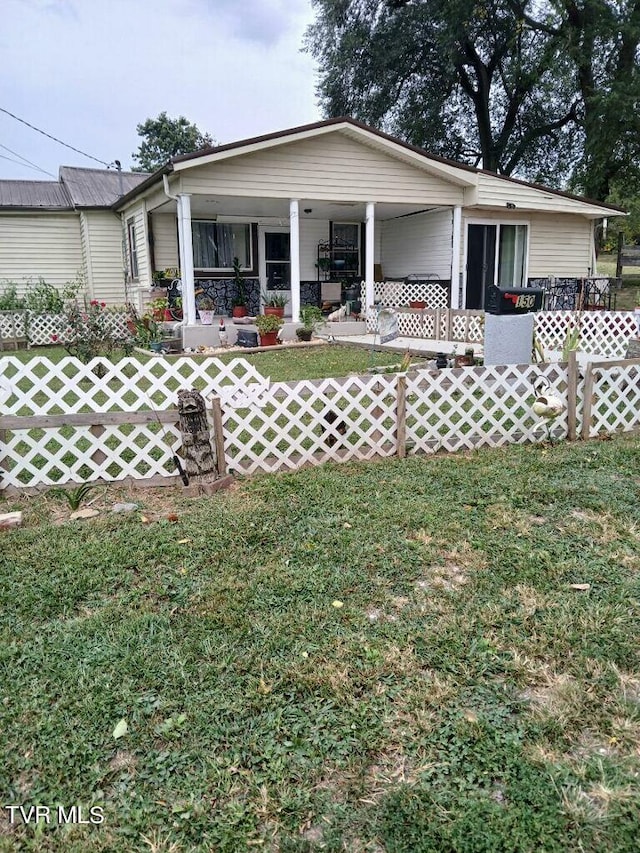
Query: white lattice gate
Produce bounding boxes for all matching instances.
[221,373,398,474]
[582,358,640,439]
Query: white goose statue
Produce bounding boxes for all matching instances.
[532,377,565,444]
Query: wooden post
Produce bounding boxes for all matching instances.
[616,231,623,279]
[210,396,227,477]
[567,350,578,441]
[435,307,441,341]
[581,362,595,441]
[177,389,217,481]
[396,374,407,458]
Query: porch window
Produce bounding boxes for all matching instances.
[126,218,138,279]
[192,221,251,270]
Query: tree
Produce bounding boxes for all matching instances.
[305,0,640,197]
[131,112,215,172]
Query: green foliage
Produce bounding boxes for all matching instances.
[131,111,215,172]
[58,299,132,362]
[50,482,95,511]
[0,282,26,310]
[299,304,323,329]
[24,277,64,313]
[255,312,283,333]
[263,291,288,309]
[232,256,248,306]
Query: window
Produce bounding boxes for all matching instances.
[497,224,527,288]
[192,221,251,270]
[127,218,138,279]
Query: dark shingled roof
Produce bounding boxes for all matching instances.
[58,166,149,207]
[0,180,72,209]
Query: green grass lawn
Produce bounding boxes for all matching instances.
[1,436,639,851]
[1,344,419,382]
[596,254,640,311]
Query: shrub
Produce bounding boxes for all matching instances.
[56,299,132,363]
[24,278,64,313]
[0,282,26,310]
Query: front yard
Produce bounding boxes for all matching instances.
[1,436,639,851]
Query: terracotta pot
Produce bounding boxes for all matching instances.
[259,331,279,347]
[264,306,284,318]
[152,309,164,321]
[409,300,426,309]
[232,305,247,318]
[163,308,173,321]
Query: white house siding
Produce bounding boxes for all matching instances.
[79,211,127,304]
[0,212,82,291]
[178,134,466,206]
[151,213,179,272]
[380,210,453,279]
[461,209,593,280]
[476,173,613,218]
[300,219,329,280]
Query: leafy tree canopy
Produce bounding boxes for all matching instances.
[131,112,215,172]
[305,0,640,199]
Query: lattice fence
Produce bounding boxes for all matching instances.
[360,280,450,310]
[405,362,572,455]
[583,359,640,438]
[0,309,132,347]
[534,311,637,358]
[366,307,484,342]
[0,355,270,489]
[222,374,398,474]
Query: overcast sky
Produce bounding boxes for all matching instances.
[0,0,321,181]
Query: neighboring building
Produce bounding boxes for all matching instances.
[0,166,147,304]
[0,119,624,317]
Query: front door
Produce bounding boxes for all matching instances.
[466,224,496,310]
[259,227,291,313]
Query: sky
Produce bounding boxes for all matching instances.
[0,0,321,180]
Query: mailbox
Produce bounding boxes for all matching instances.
[485,285,544,315]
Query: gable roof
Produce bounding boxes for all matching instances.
[113,117,625,217]
[59,166,148,208]
[0,179,72,210]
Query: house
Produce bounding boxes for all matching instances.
[1,118,623,329]
[113,117,623,340]
[0,166,147,303]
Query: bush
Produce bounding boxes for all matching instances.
[56,299,132,363]
[0,282,26,310]
[24,278,64,313]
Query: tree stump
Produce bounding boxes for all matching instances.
[177,389,217,484]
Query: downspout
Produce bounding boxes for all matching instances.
[163,175,188,325]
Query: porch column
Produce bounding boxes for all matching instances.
[178,193,196,326]
[365,202,375,316]
[290,198,301,323]
[451,205,462,309]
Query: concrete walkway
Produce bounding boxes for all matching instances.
[325,333,484,359]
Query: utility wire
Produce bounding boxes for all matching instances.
[0,152,58,175]
[0,106,111,167]
[0,142,56,177]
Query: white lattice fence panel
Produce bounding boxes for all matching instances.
[450,312,484,342]
[534,311,637,358]
[405,362,569,454]
[0,311,28,341]
[221,374,398,474]
[586,361,640,437]
[0,355,270,416]
[1,423,183,488]
[24,313,68,346]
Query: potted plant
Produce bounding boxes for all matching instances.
[196,295,216,325]
[315,257,332,279]
[263,290,288,318]
[296,304,323,341]
[149,296,167,321]
[232,256,248,318]
[255,312,283,346]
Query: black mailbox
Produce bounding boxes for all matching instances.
[485,285,544,315]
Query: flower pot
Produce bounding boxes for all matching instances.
[259,331,279,347]
[409,300,426,309]
[163,308,174,321]
[296,328,313,341]
[232,305,247,318]
[152,309,164,321]
[264,306,284,318]
[199,310,214,325]
[149,341,164,353]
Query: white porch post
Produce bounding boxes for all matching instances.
[451,205,462,309]
[365,202,375,315]
[178,193,196,326]
[289,198,301,323]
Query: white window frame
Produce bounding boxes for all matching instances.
[191,220,253,272]
[126,217,138,280]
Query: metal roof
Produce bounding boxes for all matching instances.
[59,166,148,207]
[0,180,72,209]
